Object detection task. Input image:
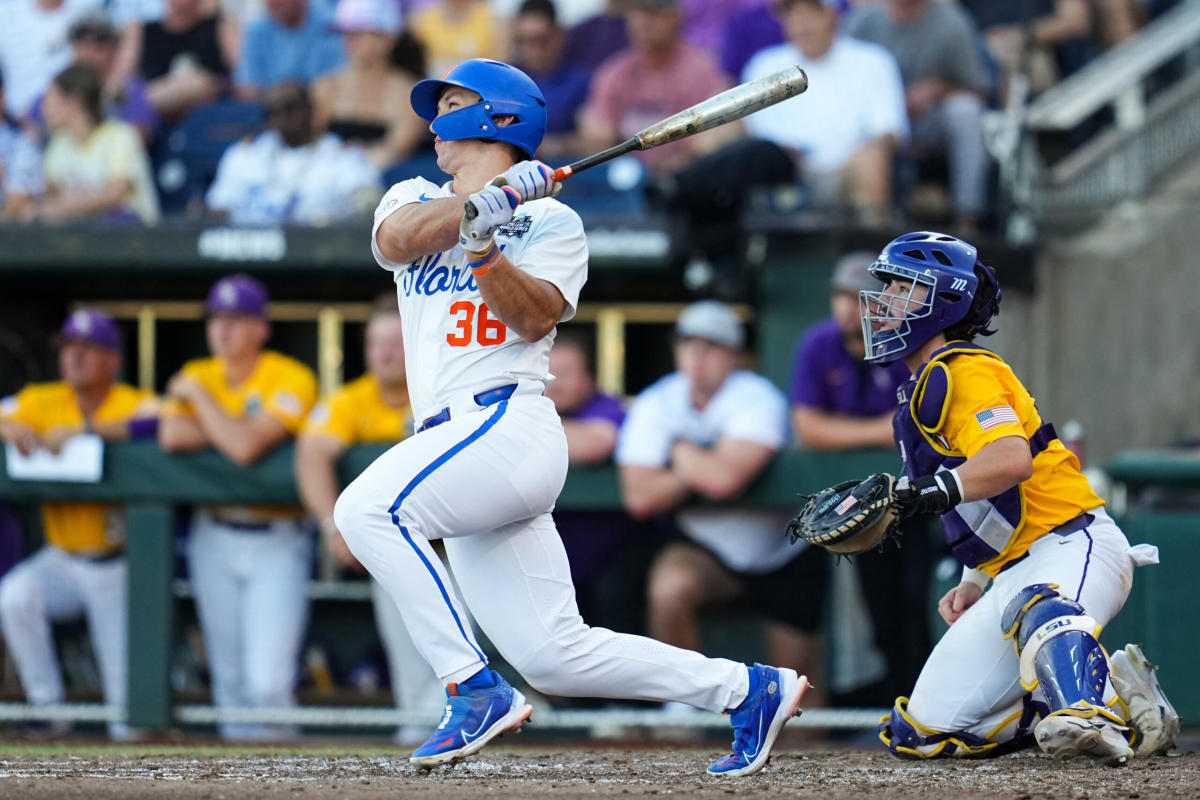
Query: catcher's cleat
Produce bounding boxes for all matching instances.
[1111,644,1179,756]
[1034,714,1133,767]
[409,669,533,769]
[707,664,808,778]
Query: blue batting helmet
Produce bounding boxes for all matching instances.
[859,231,1001,365]
[410,59,547,159]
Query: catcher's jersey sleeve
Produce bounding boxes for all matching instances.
[302,374,412,446]
[939,354,1103,543]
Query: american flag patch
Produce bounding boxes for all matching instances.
[835,495,859,515]
[976,405,1019,430]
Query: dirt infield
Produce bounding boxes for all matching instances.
[1,739,1197,799]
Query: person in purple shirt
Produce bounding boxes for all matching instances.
[510,0,592,159]
[564,0,630,73]
[545,331,647,636]
[790,250,911,450]
[790,249,933,706]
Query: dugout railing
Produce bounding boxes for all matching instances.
[0,442,903,734]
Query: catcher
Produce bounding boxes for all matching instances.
[789,231,1178,766]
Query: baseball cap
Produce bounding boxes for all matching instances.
[59,308,121,350]
[206,273,270,318]
[68,11,119,45]
[332,0,404,35]
[675,300,744,350]
[831,251,883,295]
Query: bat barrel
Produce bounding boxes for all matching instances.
[635,65,808,149]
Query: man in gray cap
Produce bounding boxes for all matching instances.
[0,307,158,739]
[616,300,830,712]
[159,273,318,740]
[789,251,911,449]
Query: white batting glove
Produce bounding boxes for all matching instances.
[460,183,520,252]
[496,160,561,203]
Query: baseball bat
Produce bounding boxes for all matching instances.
[552,64,809,182]
[463,65,808,223]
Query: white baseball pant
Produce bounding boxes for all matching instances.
[187,510,312,740]
[335,393,749,711]
[0,545,128,738]
[906,507,1137,741]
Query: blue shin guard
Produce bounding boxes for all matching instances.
[1001,584,1125,726]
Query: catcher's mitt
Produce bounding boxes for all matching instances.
[786,473,902,555]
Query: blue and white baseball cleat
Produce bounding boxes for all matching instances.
[707,664,809,777]
[409,669,533,769]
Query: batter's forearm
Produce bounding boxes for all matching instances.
[377,198,470,263]
[474,256,565,342]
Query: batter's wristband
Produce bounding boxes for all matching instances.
[468,244,502,277]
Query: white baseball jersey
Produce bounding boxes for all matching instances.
[616,370,796,573]
[372,177,588,423]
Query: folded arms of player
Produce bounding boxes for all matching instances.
[159,376,291,466]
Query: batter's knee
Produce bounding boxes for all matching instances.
[879,698,998,760]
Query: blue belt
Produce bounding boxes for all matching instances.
[418,383,518,432]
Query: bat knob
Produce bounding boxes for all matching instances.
[464,200,478,221]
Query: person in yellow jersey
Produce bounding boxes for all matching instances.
[295,298,444,745]
[859,232,1178,766]
[159,273,317,740]
[0,309,158,739]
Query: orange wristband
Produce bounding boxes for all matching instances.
[468,244,502,277]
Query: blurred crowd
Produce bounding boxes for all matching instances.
[0,0,1176,237]
[0,256,944,738]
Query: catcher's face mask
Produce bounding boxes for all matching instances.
[859,267,935,365]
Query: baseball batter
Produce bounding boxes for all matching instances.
[860,231,1178,765]
[333,58,804,776]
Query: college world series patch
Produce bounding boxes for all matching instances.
[496,214,532,239]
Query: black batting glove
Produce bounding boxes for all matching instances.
[894,471,963,517]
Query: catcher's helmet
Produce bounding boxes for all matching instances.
[410,59,547,159]
[860,231,1001,365]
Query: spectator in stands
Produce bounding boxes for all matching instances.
[62,11,159,143]
[681,0,765,55]
[742,0,907,226]
[616,300,829,709]
[719,0,783,81]
[960,1,1095,101]
[0,0,96,120]
[234,0,346,101]
[0,308,159,740]
[845,0,991,233]
[411,0,501,78]
[39,64,161,224]
[311,0,426,170]
[546,331,647,634]
[295,297,444,745]
[579,0,737,177]
[509,0,590,158]
[159,273,318,740]
[0,68,44,219]
[564,0,629,73]
[139,0,236,122]
[204,80,380,226]
[790,250,909,448]
[788,250,932,706]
